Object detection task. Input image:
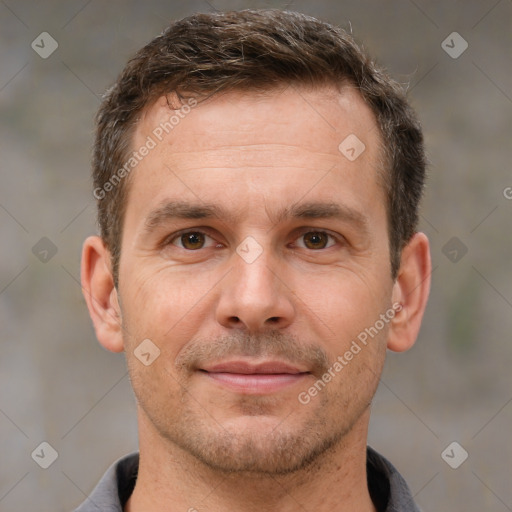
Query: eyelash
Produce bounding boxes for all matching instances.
[164,228,342,251]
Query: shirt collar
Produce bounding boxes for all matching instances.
[75,447,419,512]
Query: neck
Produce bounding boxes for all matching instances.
[125,408,377,512]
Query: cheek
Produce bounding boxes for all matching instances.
[121,269,216,348]
[297,267,388,341]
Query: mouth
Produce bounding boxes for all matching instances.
[198,360,312,394]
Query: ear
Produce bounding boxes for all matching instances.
[387,232,431,352]
[81,235,124,353]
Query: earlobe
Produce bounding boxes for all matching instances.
[81,236,124,353]
[387,232,431,353]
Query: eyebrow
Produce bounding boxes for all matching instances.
[144,201,225,231]
[143,200,370,235]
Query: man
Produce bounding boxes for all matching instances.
[78,9,431,512]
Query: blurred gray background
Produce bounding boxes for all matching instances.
[1,0,511,510]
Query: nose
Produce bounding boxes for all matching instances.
[215,248,295,333]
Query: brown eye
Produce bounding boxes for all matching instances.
[179,232,205,250]
[302,232,330,249]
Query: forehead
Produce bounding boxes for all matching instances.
[124,86,385,229]
[135,86,381,156]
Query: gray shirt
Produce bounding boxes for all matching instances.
[74,446,420,511]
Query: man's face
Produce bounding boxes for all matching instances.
[117,86,394,474]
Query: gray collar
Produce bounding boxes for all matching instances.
[74,447,420,511]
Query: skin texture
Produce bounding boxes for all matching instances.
[82,85,431,512]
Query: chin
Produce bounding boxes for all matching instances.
[165,407,347,476]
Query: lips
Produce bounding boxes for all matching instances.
[199,360,311,394]
[202,360,307,374]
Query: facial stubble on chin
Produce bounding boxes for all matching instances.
[129,330,381,477]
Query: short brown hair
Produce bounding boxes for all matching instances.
[93,9,426,286]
